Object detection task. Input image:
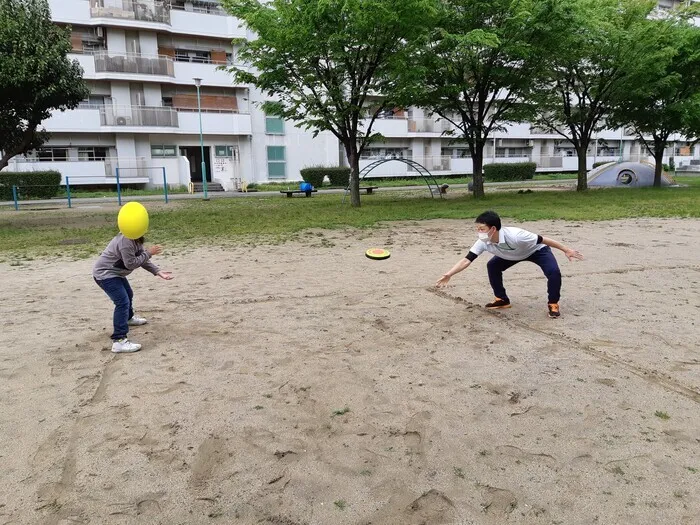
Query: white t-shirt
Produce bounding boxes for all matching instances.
[468,226,545,261]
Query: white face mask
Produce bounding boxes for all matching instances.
[478,231,490,242]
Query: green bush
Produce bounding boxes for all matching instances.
[483,162,536,182]
[299,166,350,188]
[0,170,62,200]
[326,167,351,187]
[592,161,615,169]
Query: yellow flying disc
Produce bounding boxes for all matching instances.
[365,248,391,260]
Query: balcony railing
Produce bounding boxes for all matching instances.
[90,0,171,24]
[171,2,227,16]
[100,105,179,127]
[93,52,174,76]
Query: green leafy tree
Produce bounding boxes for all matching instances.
[409,0,556,198]
[0,0,89,171]
[533,0,656,191]
[612,14,700,186]
[221,0,436,207]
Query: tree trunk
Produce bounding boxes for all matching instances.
[472,147,485,198]
[0,155,10,172]
[346,144,361,208]
[576,145,588,191]
[653,147,664,188]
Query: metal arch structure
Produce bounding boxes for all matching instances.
[342,158,444,203]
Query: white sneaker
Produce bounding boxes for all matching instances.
[127,316,148,326]
[111,338,142,353]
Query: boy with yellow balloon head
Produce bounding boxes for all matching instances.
[93,202,173,353]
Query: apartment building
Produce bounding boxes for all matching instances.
[6,0,699,187]
[8,0,337,190]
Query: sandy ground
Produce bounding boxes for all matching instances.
[0,218,699,525]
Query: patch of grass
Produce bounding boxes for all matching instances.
[453,467,466,479]
[2,182,699,259]
[67,186,190,199]
[334,500,347,510]
[359,469,372,476]
[686,467,697,473]
[253,405,264,410]
[332,406,350,417]
[654,410,671,420]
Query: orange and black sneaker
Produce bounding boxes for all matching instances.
[485,298,511,309]
[548,303,560,318]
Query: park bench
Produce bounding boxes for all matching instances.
[346,186,379,194]
[280,189,318,197]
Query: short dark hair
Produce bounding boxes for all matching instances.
[475,210,501,230]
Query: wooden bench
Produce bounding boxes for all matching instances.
[346,186,380,194]
[280,189,318,198]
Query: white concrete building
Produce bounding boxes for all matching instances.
[5,0,699,188]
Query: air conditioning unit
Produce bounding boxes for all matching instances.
[525,140,533,147]
[95,26,105,39]
[115,116,129,126]
[497,139,504,147]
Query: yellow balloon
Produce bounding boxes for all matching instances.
[117,202,149,239]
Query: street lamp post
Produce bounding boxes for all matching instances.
[193,77,208,199]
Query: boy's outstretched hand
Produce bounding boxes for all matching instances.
[157,271,174,280]
[564,248,584,261]
[435,274,451,288]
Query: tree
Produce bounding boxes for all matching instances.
[0,0,89,171]
[408,0,556,198]
[612,15,700,186]
[220,0,436,207]
[533,0,656,191]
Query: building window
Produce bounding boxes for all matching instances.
[151,145,177,157]
[265,115,285,135]
[267,146,286,179]
[78,147,108,161]
[36,148,68,161]
[175,49,211,63]
[215,145,234,157]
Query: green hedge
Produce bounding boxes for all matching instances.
[0,171,62,200]
[299,166,351,188]
[483,162,536,182]
[592,161,614,169]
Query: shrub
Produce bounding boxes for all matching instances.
[325,167,351,187]
[592,161,615,169]
[299,166,350,188]
[0,170,62,200]
[483,162,536,182]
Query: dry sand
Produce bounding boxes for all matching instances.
[0,218,699,525]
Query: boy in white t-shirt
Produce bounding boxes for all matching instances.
[436,211,583,318]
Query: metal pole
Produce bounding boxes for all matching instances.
[162,167,168,204]
[66,177,72,209]
[195,80,209,200]
[116,167,122,206]
[12,185,18,211]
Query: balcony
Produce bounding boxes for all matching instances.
[101,105,179,128]
[89,0,171,24]
[177,110,252,135]
[170,6,247,39]
[173,60,242,87]
[48,0,92,24]
[94,52,174,77]
[44,106,103,132]
[360,117,408,137]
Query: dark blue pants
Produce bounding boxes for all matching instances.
[486,246,561,304]
[95,277,134,340]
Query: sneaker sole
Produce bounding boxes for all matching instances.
[485,304,512,309]
[111,347,142,353]
[548,313,560,319]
